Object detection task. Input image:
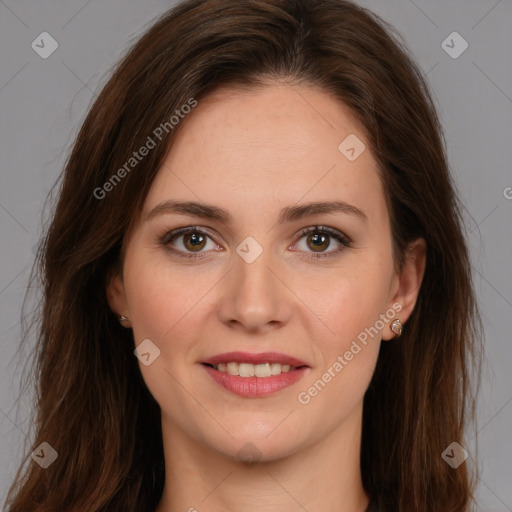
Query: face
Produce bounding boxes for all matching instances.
[107,83,424,462]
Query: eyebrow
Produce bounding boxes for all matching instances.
[144,199,368,225]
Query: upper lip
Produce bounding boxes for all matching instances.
[202,351,309,367]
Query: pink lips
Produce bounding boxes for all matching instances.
[201,351,310,398]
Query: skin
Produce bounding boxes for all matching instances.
[107,81,426,512]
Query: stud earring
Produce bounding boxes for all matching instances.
[119,315,129,324]
[390,319,403,337]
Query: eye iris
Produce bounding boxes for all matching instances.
[184,232,206,251]
[307,232,329,252]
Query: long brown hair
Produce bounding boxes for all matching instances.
[4,1,483,510]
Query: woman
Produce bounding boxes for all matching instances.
[4,0,482,511]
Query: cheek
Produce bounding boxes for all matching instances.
[320,285,383,391]
[122,255,205,408]
[123,251,208,342]
[296,269,387,423]
[308,260,393,352]
[125,268,175,340]
[294,259,392,418]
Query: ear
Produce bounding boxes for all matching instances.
[382,238,426,340]
[106,267,131,327]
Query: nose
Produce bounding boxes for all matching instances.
[216,242,293,334]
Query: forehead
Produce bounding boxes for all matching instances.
[142,83,386,229]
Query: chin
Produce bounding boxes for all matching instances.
[209,428,306,464]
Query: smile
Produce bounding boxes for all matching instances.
[201,351,310,397]
[209,362,296,377]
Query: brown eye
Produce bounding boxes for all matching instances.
[294,226,351,259]
[182,231,207,252]
[162,227,219,259]
[306,231,330,252]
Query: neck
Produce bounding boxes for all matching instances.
[155,402,370,512]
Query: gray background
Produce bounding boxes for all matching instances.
[0,0,511,510]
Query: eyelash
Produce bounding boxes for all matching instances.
[159,225,352,260]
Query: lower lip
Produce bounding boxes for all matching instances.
[202,364,309,397]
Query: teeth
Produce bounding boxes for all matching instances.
[214,362,296,377]
[239,363,254,377]
[227,362,239,376]
[255,363,271,377]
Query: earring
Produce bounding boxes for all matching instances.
[119,315,129,324]
[390,319,403,337]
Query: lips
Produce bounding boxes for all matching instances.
[201,351,309,367]
[201,351,310,397]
